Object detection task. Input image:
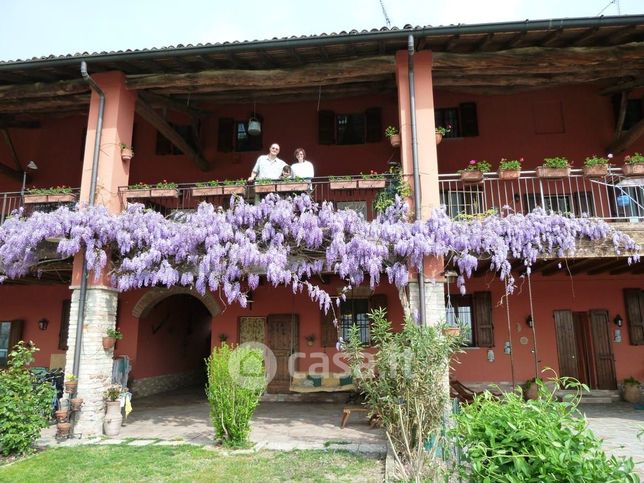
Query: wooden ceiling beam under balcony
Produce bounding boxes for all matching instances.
[135,98,210,172]
[0,78,88,101]
[608,116,644,154]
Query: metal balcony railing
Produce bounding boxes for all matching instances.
[0,188,81,224]
[439,168,643,222]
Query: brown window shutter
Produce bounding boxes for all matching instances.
[473,291,494,347]
[369,293,388,315]
[320,309,337,348]
[8,320,24,351]
[624,288,644,345]
[58,299,71,351]
[318,110,335,145]
[459,102,479,137]
[365,107,382,143]
[217,118,234,152]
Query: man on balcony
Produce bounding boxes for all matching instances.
[247,143,287,182]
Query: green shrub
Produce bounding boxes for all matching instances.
[344,310,460,480]
[542,156,570,168]
[205,343,266,447]
[451,375,638,482]
[0,342,55,455]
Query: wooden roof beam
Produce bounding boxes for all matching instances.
[444,35,460,52]
[473,33,495,52]
[609,263,638,275]
[502,31,526,49]
[135,98,210,172]
[572,27,601,46]
[607,25,637,45]
[541,29,565,47]
[0,161,23,181]
[601,78,644,96]
[539,259,568,276]
[608,116,644,154]
[0,79,88,101]
[587,259,626,275]
[138,92,206,121]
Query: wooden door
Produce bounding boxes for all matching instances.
[554,310,579,379]
[589,310,617,389]
[266,314,298,393]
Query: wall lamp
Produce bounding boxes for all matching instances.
[526,315,534,328]
[246,291,254,310]
[613,314,623,327]
[37,318,49,331]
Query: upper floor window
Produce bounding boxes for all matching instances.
[435,102,479,138]
[318,108,381,145]
[156,123,199,155]
[218,117,263,152]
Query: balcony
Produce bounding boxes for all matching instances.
[1,189,80,224]
[439,168,643,223]
[117,175,392,220]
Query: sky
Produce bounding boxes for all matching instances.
[0,0,642,61]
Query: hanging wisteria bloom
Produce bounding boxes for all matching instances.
[0,194,640,307]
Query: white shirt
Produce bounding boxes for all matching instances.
[252,155,287,180]
[290,160,314,179]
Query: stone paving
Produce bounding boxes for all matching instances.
[580,402,644,478]
[38,387,643,478]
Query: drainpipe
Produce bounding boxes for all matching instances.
[72,61,105,377]
[407,34,427,327]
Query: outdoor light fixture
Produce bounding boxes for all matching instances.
[526,315,534,328]
[487,349,495,362]
[613,314,623,327]
[37,318,49,331]
[246,291,254,310]
[20,160,38,206]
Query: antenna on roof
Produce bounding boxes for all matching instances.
[596,0,620,16]
[379,0,391,28]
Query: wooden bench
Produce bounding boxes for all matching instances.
[340,405,381,429]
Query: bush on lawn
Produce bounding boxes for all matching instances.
[451,374,638,482]
[205,343,266,447]
[0,341,55,455]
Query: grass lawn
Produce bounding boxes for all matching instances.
[0,444,384,482]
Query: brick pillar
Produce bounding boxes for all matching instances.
[395,49,446,325]
[66,71,136,438]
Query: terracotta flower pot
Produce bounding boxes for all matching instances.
[276,182,309,192]
[55,409,70,423]
[435,133,443,145]
[56,422,72,438]
[329,180,357,190]
[64,380,78,395]
[121,148,134,162]
[149,188,179,198]
[524,384,539,401]
[24,194,76,204]
[442,327,461,337]
[102,336,116,350]
[623,163,644,177]
[623,384,641,403]
[254,183,276,193]
[191,186,223,197]
[357,179,386,189]
[583,165,608,177]
[104,401,123,437]
[222,185,246,195]
[122,189,150,200]
[498,169,520,181]
[460,170,484,183]
[536,166,571,179]
[389,134,401,147]
[71,398,84,411]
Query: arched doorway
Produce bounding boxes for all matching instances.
[130,294,213,397]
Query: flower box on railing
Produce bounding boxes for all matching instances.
[276,182,309,192]
[582,165,608,178]
[254,183,276,193]
[329,180,357,190]
[222,185,246,195]
[123,188,179,200]
[623,164,644,177]
[357,179,386,189]
[536,166,571,179]
[24,193,76,204]
[191,186,224,197]
[498,169,520,181]
[460,171,484,183]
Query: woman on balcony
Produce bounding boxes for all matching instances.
[290,148,314,179]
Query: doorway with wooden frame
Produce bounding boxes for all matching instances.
[266,314,299,393]
[553,310,616,389]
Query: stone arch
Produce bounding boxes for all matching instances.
[132,287,221,319]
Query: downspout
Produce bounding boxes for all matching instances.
[407,34,427,327]
[72,61,105,377]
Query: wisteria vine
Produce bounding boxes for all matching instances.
[0,194,640,311]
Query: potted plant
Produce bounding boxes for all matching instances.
[498,158,522,180]
[305,335,316,347]
[64,374,78,394]
[24,186,76,204]
[103,328,123,350]
[103,384,123,437]
[150,180,179,198]
[56,422,72,438]
[459,159,491,183]
[623,152,644,177]
[622,377,641,403]
[276,176,309,192]
[254,178,276,193]
[329,175,357,190]
[55,408,70,423]
[191,180,223,197]
[583,154,611,177]
[122,182,151,201]
[385,126,400,147]
[358,171,386,189]
[522,377,541,401]
[442,326,461,337]
[435,125,451,145]
[70,397,84,411]
[222,178,247,195]
[119,143,134,162]
[537,157,571,178]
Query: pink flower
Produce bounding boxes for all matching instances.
[519,157,524,162]
[469,160,476,165]
[607,153,613,159]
